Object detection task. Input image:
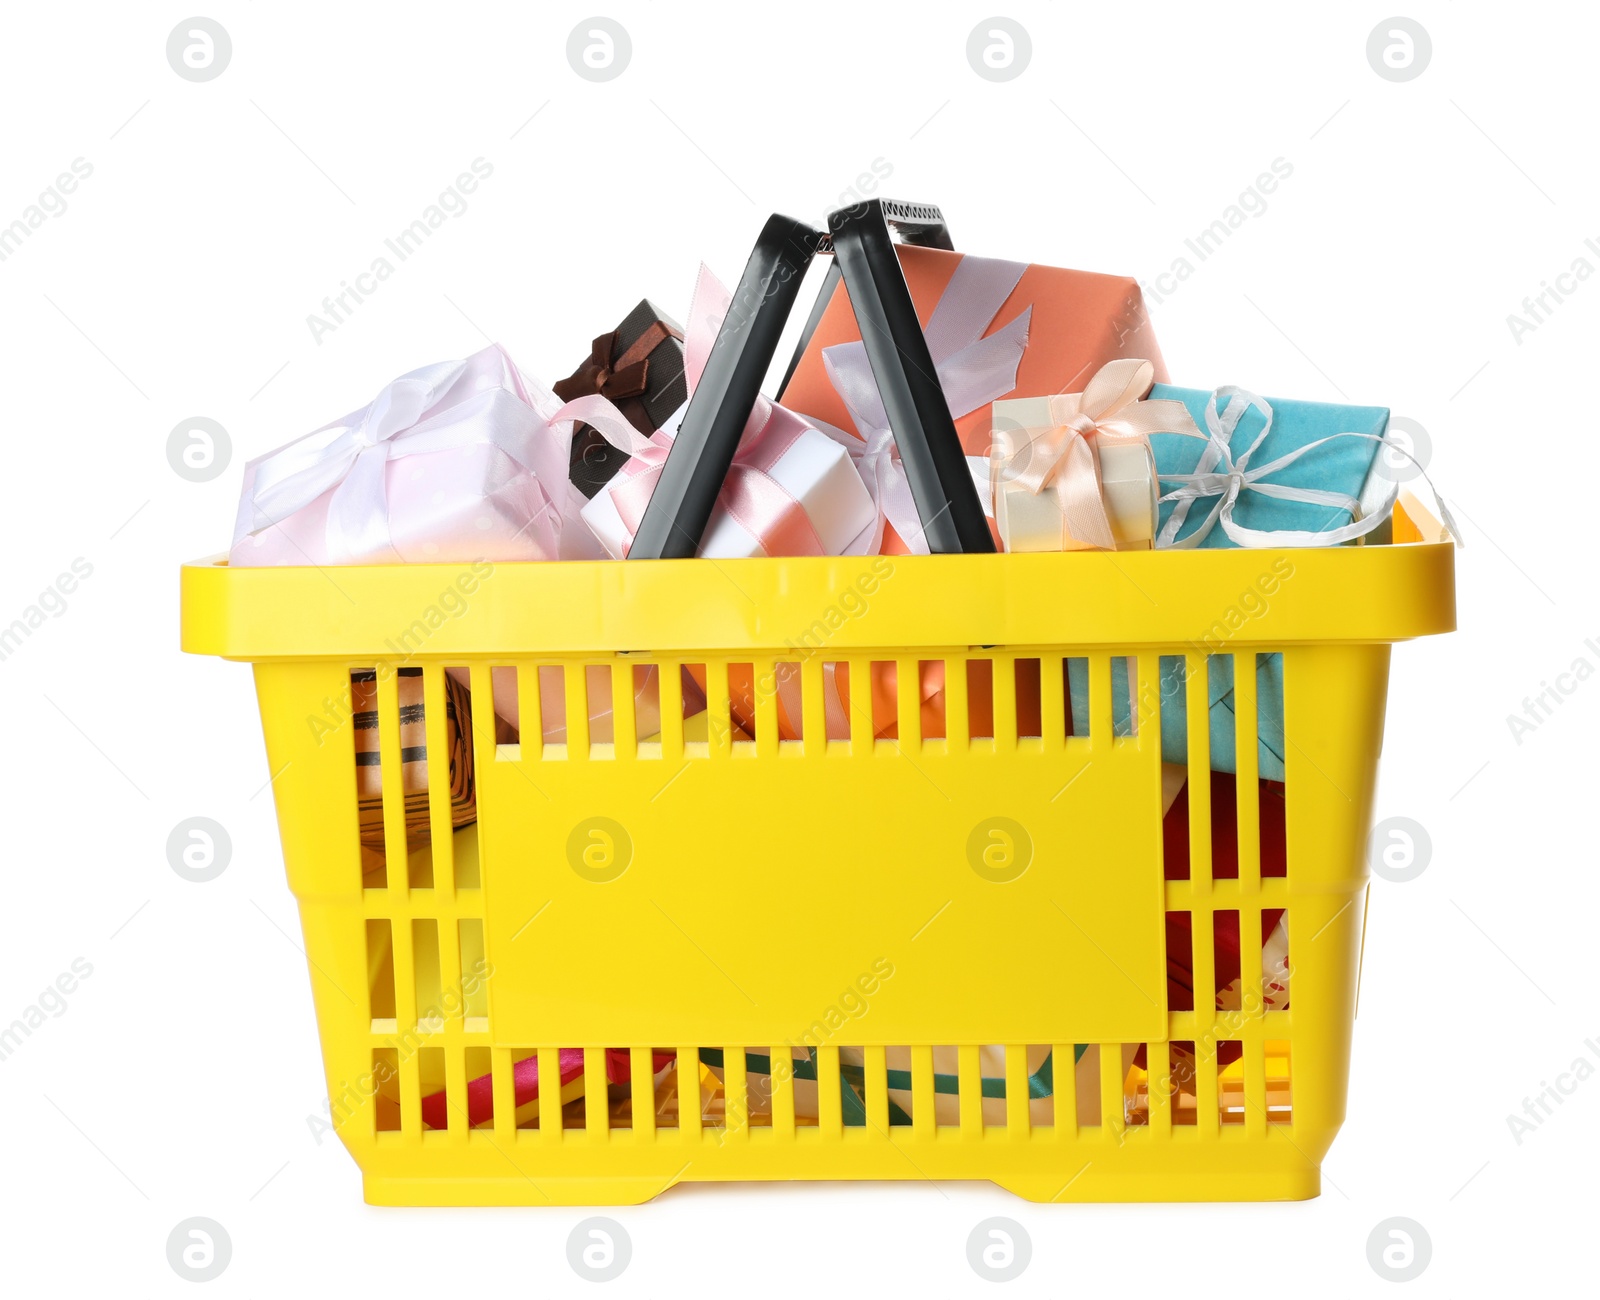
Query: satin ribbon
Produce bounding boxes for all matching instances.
[820,254,1033,554]
[234,345,575,564]
[601,264,837,558]
[552,319,681,406]
[1155,387,1461,549]
[995,358,1198,551]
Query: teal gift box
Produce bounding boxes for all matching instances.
[1147,384,1390,548]
[1069,385,1391,779]
[1069,654,1286,780]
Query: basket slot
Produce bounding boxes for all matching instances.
[1242,1036,1269,1137]
[1037,655,1065,752]
[1005,1044,1031,1138]
[564,663,590,758]
[1169,1041,1197,1126]
[417,1045,445,1131]
[510,663,538,758]
[1145,1039,1174,1137]
[915,660,946,743]
[489,1047,514,1135]
[861,1046,889,1131]
[412,919,443,1030]
[944,659,971,747]
[1098,1040,1125,1136]
[1133,652,1160,746]
[798,658,828,754]
[1234,658,1262,889]
[365,919,396,1025]
[1053,1043,1078,1138]
[729,662,761,754]
[390,909,418,1032]
[374,668,410,889]
[677,1046,702,1138]
[768,1045,796,1137]
[422,668,454,891]
[584,1047,609,1141]
[910,1045,936,1138]
[373,1047,401,1133]
[442,1045,475,1139]
[1184,655,1213,891]
[1193,1035,1221,1138]
[965,659,993,742]
[702,662,733,758]
[751,660,782,758]
[457,919,487,1023]
[814,1045,843,1134]
[1013,658,1043,744]
[1086,655,1114,747]
[529,1048,557,1142]
[629,1047,656,1138]
[991,654,1018,750]
[723,1046,749,1139]
[844,658,874,752]
[958,1045,983,1138]
[610,662,637,762]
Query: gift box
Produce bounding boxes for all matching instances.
[988,360,1193,553]
[554,299,687,499]
[1067,653,1287,781]
[779,244,1168,552]
[1148,385,1391,549]
[231,345,584,566]
[581,267,876,560]
[354,668,474,853]
[582,399,876,560]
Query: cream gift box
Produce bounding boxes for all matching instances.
[985,360,1190,554]
[990,396,1158,552]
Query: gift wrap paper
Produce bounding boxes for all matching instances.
[354,668,475,852]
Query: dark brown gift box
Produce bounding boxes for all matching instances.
[554,298,687,498]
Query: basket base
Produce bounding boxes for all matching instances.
[363,1166,1321,1208]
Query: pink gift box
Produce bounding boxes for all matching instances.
[230,344,596,567]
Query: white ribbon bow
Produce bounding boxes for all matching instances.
[820,254,1032,554]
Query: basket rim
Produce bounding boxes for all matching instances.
[182,496,1454,660]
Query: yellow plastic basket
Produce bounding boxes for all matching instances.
[180,495,1454,1206]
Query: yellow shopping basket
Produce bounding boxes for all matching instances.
[180,490,1454,1205]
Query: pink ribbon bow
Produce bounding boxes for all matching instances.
[996,358,1198,551]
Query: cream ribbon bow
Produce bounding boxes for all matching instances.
[995,358,1198,550]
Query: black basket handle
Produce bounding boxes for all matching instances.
[628,215,825,560]
[823,199,993,554]
[628,200,991,559]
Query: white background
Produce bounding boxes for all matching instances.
[0,2,1592,1294]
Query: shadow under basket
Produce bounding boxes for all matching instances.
[181,494,1453,1206]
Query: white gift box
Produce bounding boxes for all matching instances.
[989,396,1158,553]
[582,402,875,559]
